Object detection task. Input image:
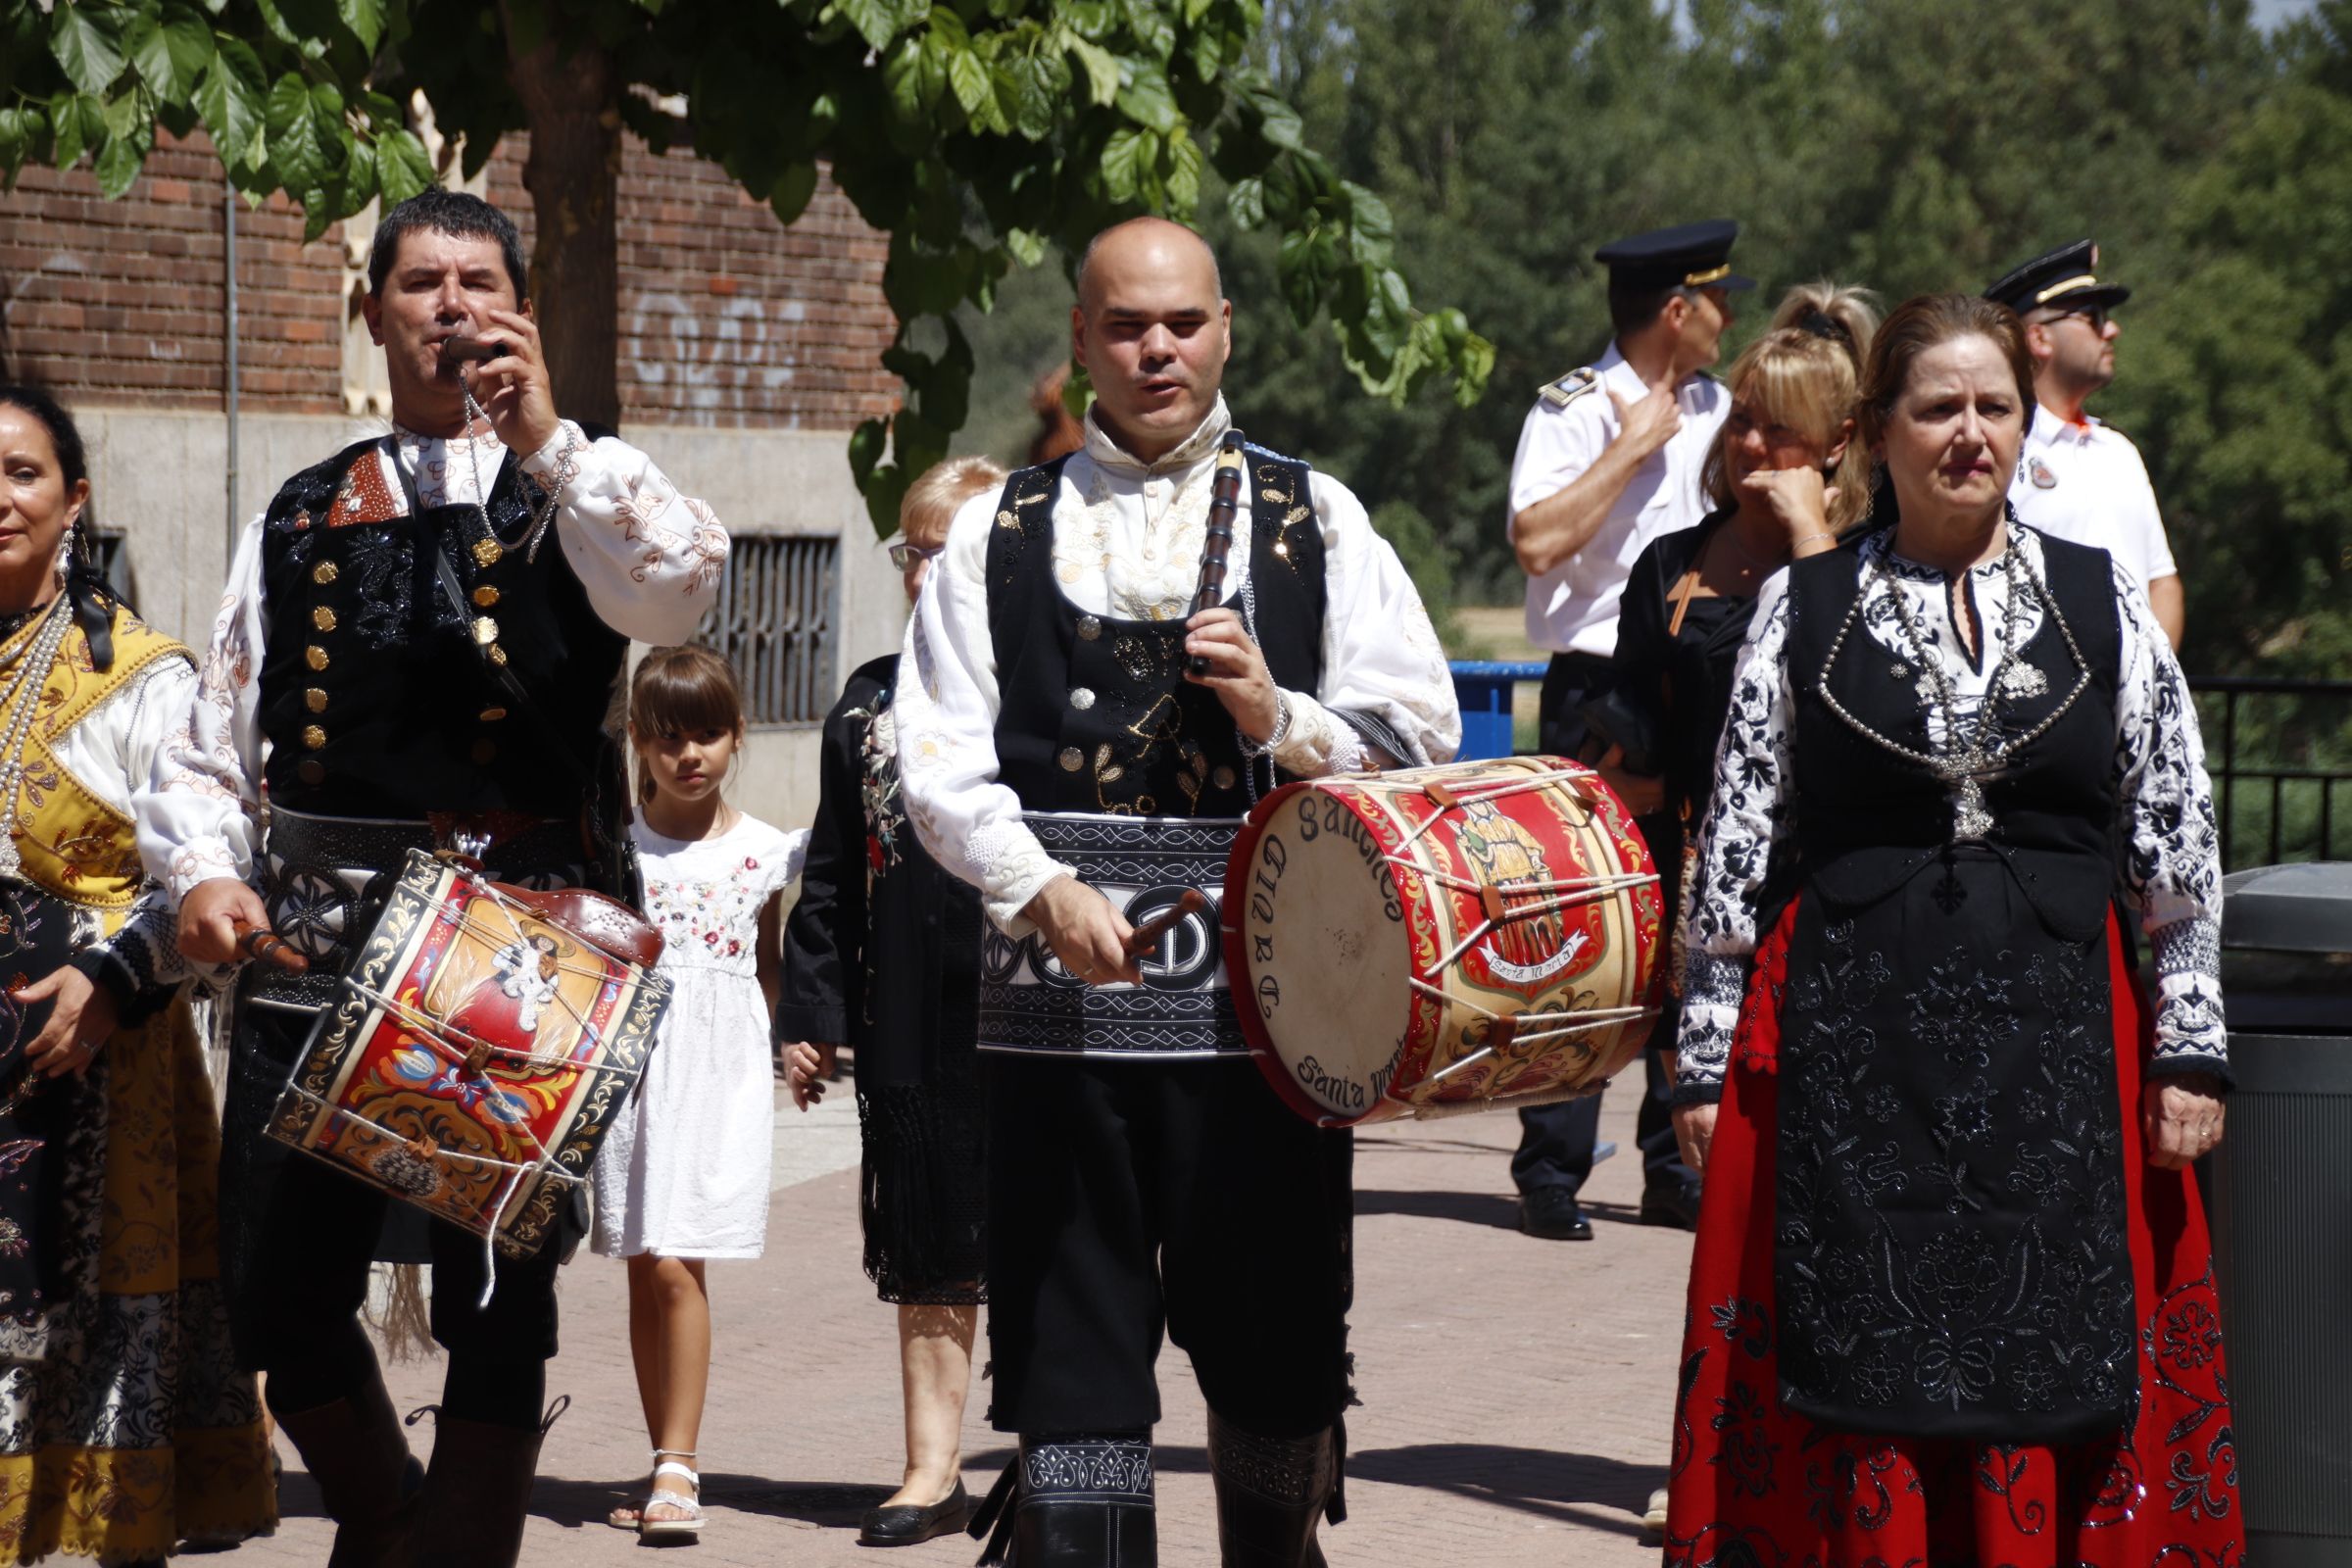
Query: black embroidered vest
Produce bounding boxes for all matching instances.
[983,444,1326,817]
[1767,528,2136,1444]
[255,431,627,821]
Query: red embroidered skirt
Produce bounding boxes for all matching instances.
[1664,905,2243,1568]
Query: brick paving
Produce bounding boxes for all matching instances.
[243,1080,1689,1566]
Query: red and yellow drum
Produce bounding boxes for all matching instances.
[1224,756,1665,1127]
[269,849,670,1258]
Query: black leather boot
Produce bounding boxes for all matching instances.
[407,1412,546,1567]
[1206,1411,1339,1568]
[269,1364,422,1568]
[970,1433,1156,1566]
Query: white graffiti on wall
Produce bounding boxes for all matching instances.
[625,291,806,424]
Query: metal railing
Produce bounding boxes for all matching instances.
[701,534,838,726]
[1447,662,2352,871]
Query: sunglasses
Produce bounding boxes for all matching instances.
[887,541,946,570]
[2054,306,2111,332]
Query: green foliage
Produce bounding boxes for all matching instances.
[1,0,1494,537]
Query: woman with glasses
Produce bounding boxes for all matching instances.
[777,454,1004,1548]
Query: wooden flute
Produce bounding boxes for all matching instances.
[1185,429,1250,678]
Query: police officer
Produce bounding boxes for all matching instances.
[1503,220,1751,1241]
[1986,239,2184,648]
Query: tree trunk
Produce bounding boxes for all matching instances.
[502,13,621,429]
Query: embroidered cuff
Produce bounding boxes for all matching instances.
[520,419,591,497]
[1674,1004,1737,1098]
[164,840,248,905]
[1270,691,1365,778]
[2151,970,2230,1088]
[2150,915,2221,980]
[66,947,172,1028]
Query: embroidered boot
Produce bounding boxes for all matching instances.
[407,1412,546,1567]
[1205,1411,1339,1568]
[969,1433,1156,1567]
[269,1365,422,1568]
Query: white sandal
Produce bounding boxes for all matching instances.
[639,1453,707,1542]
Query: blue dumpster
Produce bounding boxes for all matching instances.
[1448,661,1545,760]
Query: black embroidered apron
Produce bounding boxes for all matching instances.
[1772,534,2132,1444]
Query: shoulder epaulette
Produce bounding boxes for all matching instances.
[1537,368,1600,410]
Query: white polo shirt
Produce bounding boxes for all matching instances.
[1507,343,1728,658]
[2008,405,2177,589]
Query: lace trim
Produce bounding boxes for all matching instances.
[1021,1436,1154,1500]
[1205,1418,1333,1507]
[2153,972,2228,1066]
[2150,915,2220,979]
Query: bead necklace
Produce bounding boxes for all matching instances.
[1816,530,2088,842]
[0,597,76,881]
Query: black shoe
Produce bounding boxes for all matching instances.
[859,1479,969,1546]
[1640,1180,1703,1231]
[1518,1188,1592,1241]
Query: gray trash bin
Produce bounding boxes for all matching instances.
[2207,861,2352,1568]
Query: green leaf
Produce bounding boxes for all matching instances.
[94,132,144,198]
[849,416,888,488]
[1004,226,1046,267]
[51,6,129,96]
[0,107,42,173]
[1163,125,1201,211]
[947,46,992,118]
[375,125,433,206]
[1061,0,1116,38]
[52,93,104,170]
[769,161,818,224]
[837,0,920,51]
[1122,0,1175,61]
[193,36,266,165]
[1067,37,1120,106]
[266,71,330,194]
[862,463,910,538]
[1342,180,1395,268]
[1226,174,1264,229]
[1250,86,1303,150]
[1099,125,1149,203]
[338,0,384,53]
[127,6,216,104]
[1115,59,1177,132]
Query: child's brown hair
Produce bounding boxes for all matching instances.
[629,645,744,800]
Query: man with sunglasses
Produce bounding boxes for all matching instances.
[1986,239,2184,648]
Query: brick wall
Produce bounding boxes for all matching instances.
[1,129,896,431]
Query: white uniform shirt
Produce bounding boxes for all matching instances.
[2008,405,2177,589]
[893,397,1460,935]
[139,419,729,901]
[1507,343,1728,658]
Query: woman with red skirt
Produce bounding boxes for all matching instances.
[1662,294,2240,1568]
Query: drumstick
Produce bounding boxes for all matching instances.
[1185,430,1250,677]
[232,921,310,973]
[1123,890,1209,958]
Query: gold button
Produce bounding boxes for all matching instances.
[470,739,498,765]
[312,606,338,632]
[479,707,509,723]
[297,760,326,786]
[472,616,500,647]
[305,646,329,671]
[473,539,504,568]
[305,688,328,713]
[472,586,501,609]
[302,725,327,751]
[486,644,509,667]
[312,561,339,586]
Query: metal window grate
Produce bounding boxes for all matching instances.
[699,534,837,725]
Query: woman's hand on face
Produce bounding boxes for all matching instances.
[14,967,118,1079]
[1672,1101,1718,1176]
[1736,465,1833,545]
[2143,1075,2225,1170]
[781,1041,837,1111]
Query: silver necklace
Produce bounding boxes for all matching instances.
[444,385,561,561]
[1817,532,2089,842]
[0,598,76,880]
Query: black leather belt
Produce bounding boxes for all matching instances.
[246,808,586,1012]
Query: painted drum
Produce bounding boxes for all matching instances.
[1224,756,1665,1127]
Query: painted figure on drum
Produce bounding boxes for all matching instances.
[1453,796,1574,981]
[895,217,1459,1567]
[135,187,728,1568]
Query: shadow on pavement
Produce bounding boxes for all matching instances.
[1352,1188,1644,1230]
[1347,1443,1663,1539]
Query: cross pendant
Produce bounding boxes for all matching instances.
[1952,775,1993,842]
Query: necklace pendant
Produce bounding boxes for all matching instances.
[0,830,20,883]
[1952,776,1993,842]
[2001,662,2048,700]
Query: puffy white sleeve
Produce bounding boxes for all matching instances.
[1269,473,1461,777]
[1673,570,1799,1102]
[2108,562,2227,1081]
[526,420,730,646]
[893,493,1073,937]
[137,514,268,902]
[76,655,207,1003]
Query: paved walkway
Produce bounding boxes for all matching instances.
[247,1079,1690,1565]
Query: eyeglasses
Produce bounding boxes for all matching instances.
[2054,306,2111,332]
[887,542,946,570]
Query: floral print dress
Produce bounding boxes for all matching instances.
[590,815,806,1259]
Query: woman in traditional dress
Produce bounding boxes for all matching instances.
[775,455,1004,1548]
[0,385,276,1563]
[1661,297,2239,1567]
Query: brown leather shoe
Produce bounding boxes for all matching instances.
[270,1367,422,1568]
[408,1413,546,1567]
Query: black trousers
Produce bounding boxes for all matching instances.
[1518,653,1693,1199]
[984,1054,1353,1440]
[219,1003,561,1427]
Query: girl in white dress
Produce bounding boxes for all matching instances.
[591,645,806,1543]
